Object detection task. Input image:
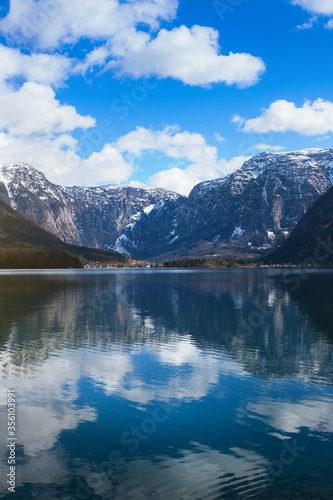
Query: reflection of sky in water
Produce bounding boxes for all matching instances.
[0,269,333,498]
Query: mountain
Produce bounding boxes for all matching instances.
[1,149,333,260]
[118,149,333,258]
[0,199,128,267]
[266,185,333,265]
[0,163,182,251]
[0,198,69,248]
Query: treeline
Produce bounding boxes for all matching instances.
[0,248,83,269]
[163,258,250,268]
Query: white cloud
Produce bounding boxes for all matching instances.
[0,82,135,186]
[214,132,226,143]
[80,144,134,185]
[292,0,333,15]
[117,126,217,163]
[297,15,318,29]
[147,156,249,195]
[0,0,178,49]
[0,43,72,88]
[0,132,76,176]
[0,82,95,136]
[325,18,333,28]
[237,98,333,136]
[0,2,265,192]
[0,3,264,88]
[0,133,134,187]
[250,143,284,152]
[107,25,265,87]
[0,117,245,191]
[116,125,248,194]
[0,80,136,187]
[231,114,246,127]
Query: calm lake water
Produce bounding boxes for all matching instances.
[0,269,333,499]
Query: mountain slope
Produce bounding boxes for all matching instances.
[0,163,183,250]
[118,149,333,258]
[0,200,128,266]
[0,198,68,248]
[266,185,333,265]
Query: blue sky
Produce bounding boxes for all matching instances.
[0,0,332,194]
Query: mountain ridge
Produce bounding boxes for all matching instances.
[118,148,333,258]
[0,162,183,251]
[1,148,333,259]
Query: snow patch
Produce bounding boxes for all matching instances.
[169,235,179,244]
[114,234,132,254]
[143,204,155,215]
[231,226,245,239]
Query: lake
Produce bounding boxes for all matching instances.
[0,269,333,499]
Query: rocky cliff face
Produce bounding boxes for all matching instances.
[266,185,333,265]
[0,163,182,250]
[118,149,333,258]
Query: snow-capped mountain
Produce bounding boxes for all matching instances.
[1,149,333,259]
[0,163,183,250]
[118,149,333,257]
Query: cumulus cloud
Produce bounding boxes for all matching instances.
[0,0,265,188]
[0,133,134,187]
[0,109,246,190]
[115,125,248,194]
[0,0,178,49]
[0,44,72,88]
[147,157,248,195]
[292,1,333,29]
[106,25,265,87]
[236,98,333,136]
[0,3,265,88]
[117,126,217,163]
[80,144,135,185]
[0,1,264,187]
[291,0,333,15]
[0,82,135,186]
[0,82,95,136]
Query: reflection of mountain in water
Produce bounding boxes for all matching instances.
[0,270,332,382]
[284,273,333,340]
[119,270,333,382]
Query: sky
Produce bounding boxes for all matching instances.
[0,0,332,195]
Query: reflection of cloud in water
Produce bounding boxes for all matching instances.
[1,336,248,411]
[84,338,248,405]
[0,354,98,458]
[0,335,249,492]
[0,337,251,496]
[73,443,270,499]
[84,351,133,395]
[247,398,333,435]
[0,352,97,495]
[157,337,199,366]
[0,448,70,495]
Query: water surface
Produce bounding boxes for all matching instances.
[0,269,333,499]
